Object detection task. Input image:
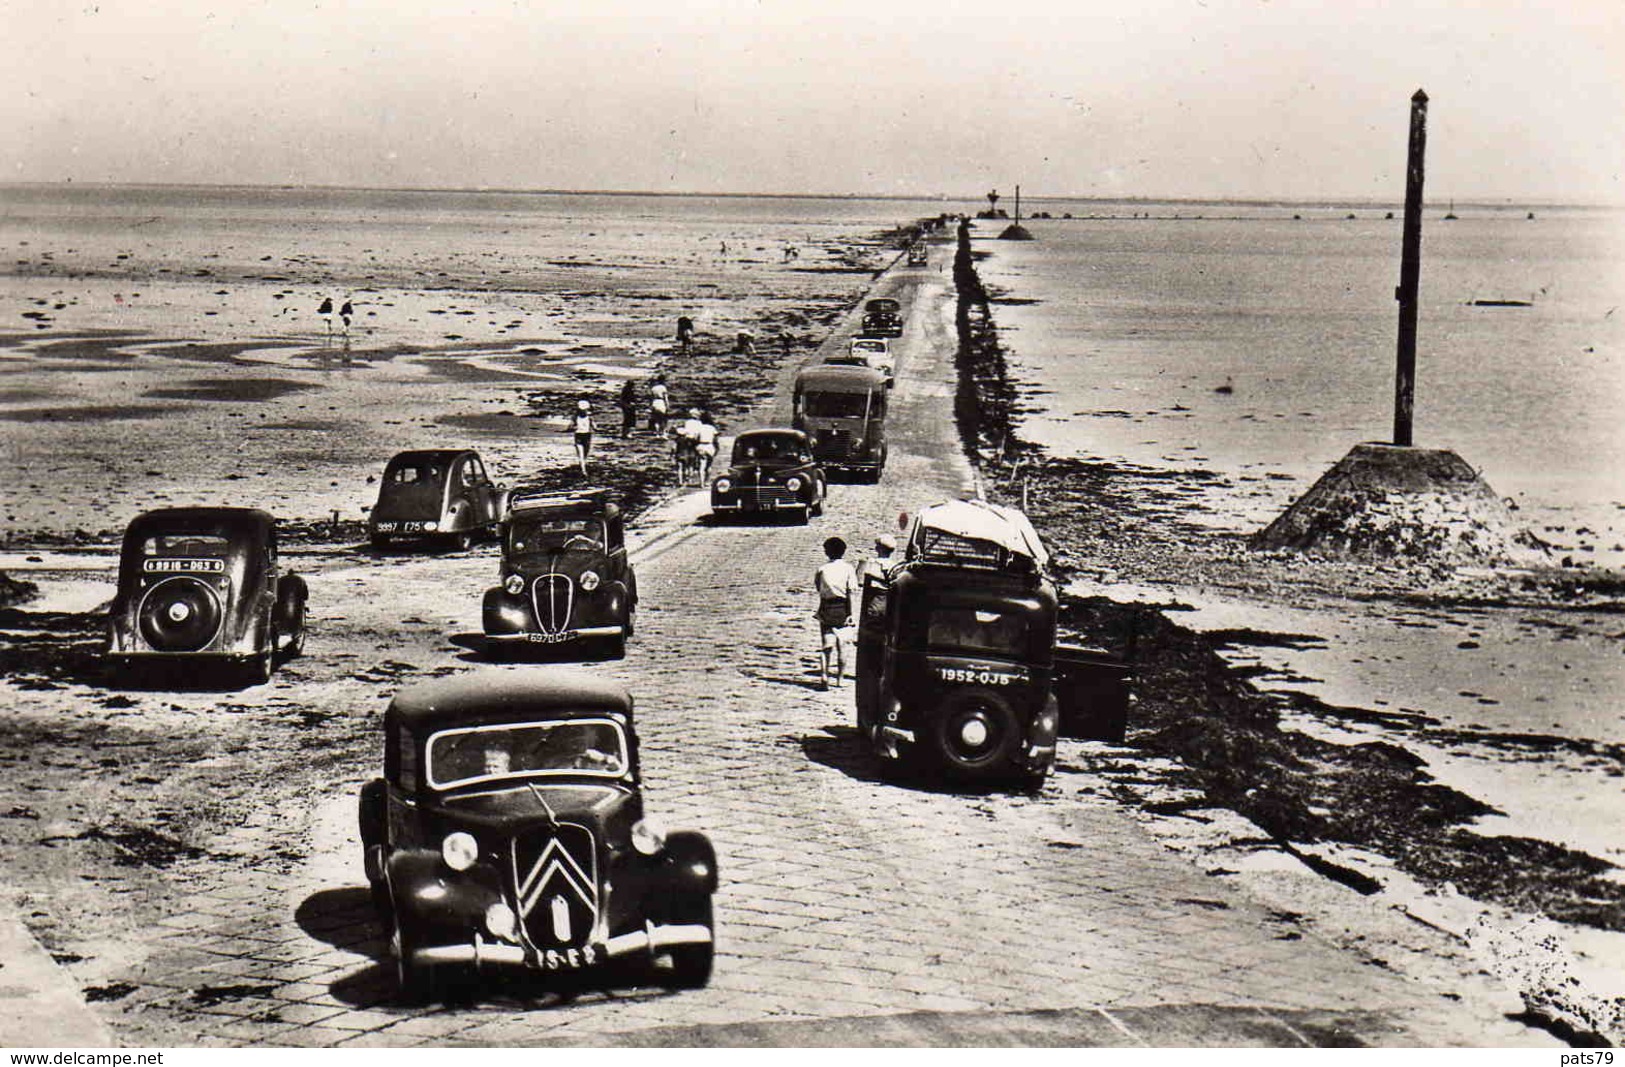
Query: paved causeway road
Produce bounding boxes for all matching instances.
[10,244,1548,1048]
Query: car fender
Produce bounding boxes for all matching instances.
[444,500,471,532]
[385,848,493,925]
[663,830,718,895]
[358,778,387,852]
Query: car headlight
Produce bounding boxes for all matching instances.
[423,520,439,532]
[485,902,518,942]
[441,831,478,872]
[579,570,601,592]
[713,477,731,494]
[630,818,667,857]
[504,573,525,595]
[785,476,803,492]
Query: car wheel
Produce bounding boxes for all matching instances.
[604,632,627,660]
[285,603,306,658]
[395,920,435,1003]
[249,648,274,686]
[926,689,1022,780]
[794,505,811,526]
[658,898,714,990]
[810,490,824,518]
[369,533,390,551]
[448,531,473,552]
[624,604,636,639]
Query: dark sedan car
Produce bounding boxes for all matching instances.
[369,449,507,550]
[709,429,827,523]
[358,672,718,1000]
[105,507,307,684]
[482,488,637,659]
[861,297,903,338]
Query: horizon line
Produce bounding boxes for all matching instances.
[0,178,1616,211]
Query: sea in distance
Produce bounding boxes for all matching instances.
[972,198,1625,568]
[4,184,1621,565]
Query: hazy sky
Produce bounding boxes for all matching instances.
[6,0,1622,202]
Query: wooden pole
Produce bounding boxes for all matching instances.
[1393,88,1427,447]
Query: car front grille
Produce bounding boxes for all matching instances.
[511,823,598,950]
[745,485,794,507]
[530,574,573,635]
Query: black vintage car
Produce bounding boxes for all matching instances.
[861,296,903,338]
[358,672,717,999]
[709,429,827,523]
[483,488,637,658]
[369,449,507,550]
[854,499,1129,786]
[106,507,308,684]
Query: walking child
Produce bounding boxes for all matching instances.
[813,536,858,690]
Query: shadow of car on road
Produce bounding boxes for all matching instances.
[0,606,294,692]
[801,724,1037,798]
[295,885,687,1011]
[446,631,625,665]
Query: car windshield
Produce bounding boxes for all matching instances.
[927,607,1027,655]
[866,299,899,314]
[426,719,629,788]
[803,392,871,419]
[507,516,605,556]
[733,437,806,464]
[852,340,886,354]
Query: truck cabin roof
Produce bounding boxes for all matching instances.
[795,363,888,392]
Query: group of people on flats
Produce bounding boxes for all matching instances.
[567,373,719,483]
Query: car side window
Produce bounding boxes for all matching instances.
[459,461,476,488]
[469,458,486,484]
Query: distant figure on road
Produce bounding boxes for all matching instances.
[649,374,670,437]
[571,399,595,477]
[695,409,719,481]
[673,408,704,485]
[735,332,755,355]
[677,316,695,353]
[858,533,899,585]
[814,536,858,690]
[618,379,638,438]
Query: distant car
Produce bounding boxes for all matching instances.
[482,487,637,659]
[106,507,307,684]
[710,429,827,523]
[860,297,903,338]
[369,450,507,550]
[358,672,718,1001]
[906,246,928,267]
[842,337,893,377]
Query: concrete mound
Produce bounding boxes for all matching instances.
[1254,443,1546,564]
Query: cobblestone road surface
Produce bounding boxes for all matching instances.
[27,246,1546,1047]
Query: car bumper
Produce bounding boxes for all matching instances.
[711,497,805,512]
[485,626,624,644]
[410,922,712,969]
